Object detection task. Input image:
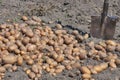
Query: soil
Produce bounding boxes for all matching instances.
[0,0,120,80]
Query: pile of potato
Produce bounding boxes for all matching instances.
[0,16,119,80]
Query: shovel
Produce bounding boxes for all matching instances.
[90,0,119,39]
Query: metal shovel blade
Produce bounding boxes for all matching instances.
[90,16,118,39]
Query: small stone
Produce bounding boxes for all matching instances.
[76,71,80,76]
[48,21,54,24]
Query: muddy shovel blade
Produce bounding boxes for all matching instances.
[104,16,118,39]
[90,16,101,38]
[90,16,118,39]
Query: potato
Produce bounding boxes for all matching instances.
[100,63,108,70]
[22,16,28,21]
[23,55,30,60]
[116,44,120,52]
[55,24,62,29]
[46,58,53,65]
[49,68,55,73]
[31,65,39,73]
[55,68,63,74]
[72,62,81,69]
[82,74,91,79]
[72,30,79,35]
[14,49,20,54]
[10,29,15,35]
[46,67,50,72]
[26,20,39,26]
[3,64,12,69]
[56,54,64,62]
[12,66,17,71]
[27,44,36,52]
[80,66,91,74]
[2,55,17,64]
[90,68,97,74]
[16,40,22,46]
[27,59,34,65]
[56,65,65,70]
[51,61,58,67]
[97,51,107,59]
[8,44,18,52]
[83,34,89,40]
[30,36,38,44]
[93,65,103,73]
[26,69,31,74]
[28,72,36,79]
[17,56,23,66]
[115,59,120,65]
[22,37,30,45]
[76,35,84,42]
[72,48,80,52]
[95,44,105,52]
[25,30,34,37]
[109,61,117,68]
[106,45,115,52]
[106,40,116,46]
[32,16,41,22]
[66,65,72,70]
[99,41,106,48]
[0,67,6,73]
[79,53,87,60]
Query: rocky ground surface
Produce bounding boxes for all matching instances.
[0,0,120,80]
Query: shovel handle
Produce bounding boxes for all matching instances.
[101,0,109,26]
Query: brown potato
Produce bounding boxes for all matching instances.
[0,67,6,73]
[2,55,17,64]
[83,34,89,40]
[17,56,23,66]
[55,68,63,74]
[32,16,41,22]
[27,44,36,52]
[12,66,17,71]
[100,63,108,70]
[31,65,39,73]
[106,40,116,46]
[26,69,31,74]
[27,59,34,65]
[82,74,91,79]
[26,20,39,26]
[99,41,107,48]
[55,24,62,29]
[93,65,103,73]
[109,61,117,68]
[22,16,28,21]
[79,53,87,60]
[116,44,120,52]
[106,45,115,52]
[56,54,64,62]
[95,44,105,52]
[22,37,30,45]
[14,49,20,54]
[72,62,81,69]
[80,66,91,74]
[28,72,36,79]
[115,59,120,65]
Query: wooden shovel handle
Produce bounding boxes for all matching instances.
[101,0,109,26]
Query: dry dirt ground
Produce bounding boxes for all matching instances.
[0,0,120,80]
